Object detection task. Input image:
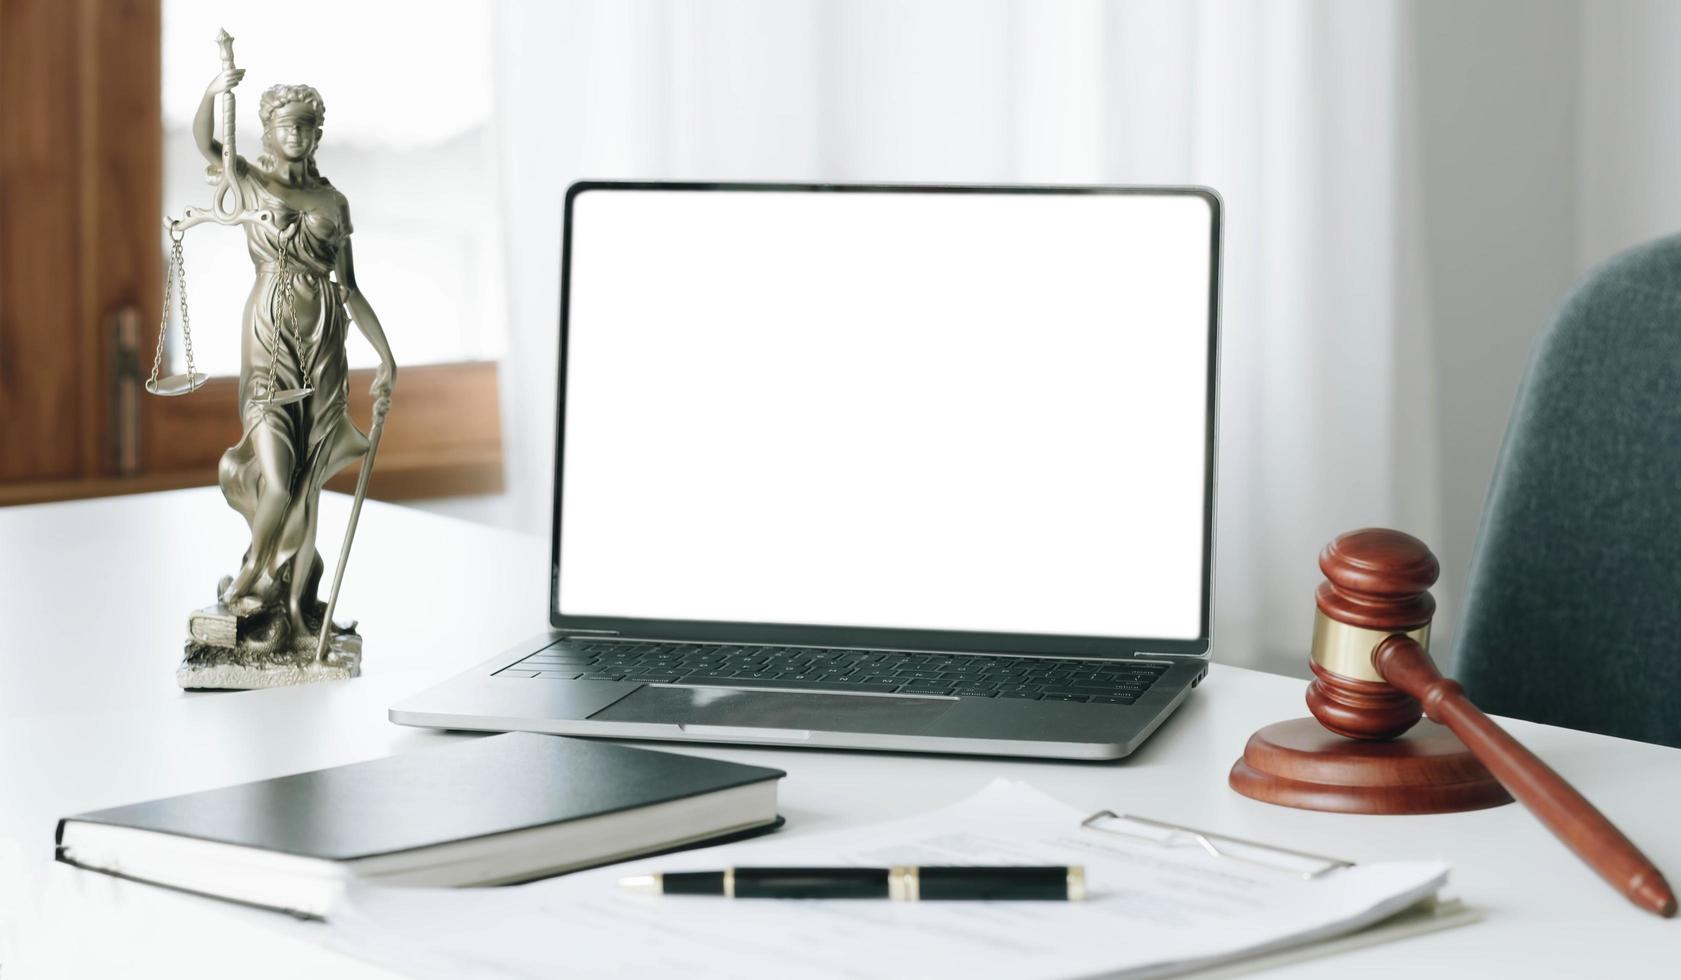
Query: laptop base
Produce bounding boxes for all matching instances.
[391,634,1205,761]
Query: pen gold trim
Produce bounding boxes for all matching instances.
[1067,866,1086,901]
[723,867,735,898]
[888,866,909,901]
[886,866,922,901]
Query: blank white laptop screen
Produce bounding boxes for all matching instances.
[559,187,1214,641]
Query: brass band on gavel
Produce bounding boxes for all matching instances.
[1309,611,1430,684]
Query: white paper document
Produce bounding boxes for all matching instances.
[325,781,1451,980]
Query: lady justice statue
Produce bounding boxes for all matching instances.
[157,31,395,689]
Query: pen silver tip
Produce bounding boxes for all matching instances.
[618,874,662,894]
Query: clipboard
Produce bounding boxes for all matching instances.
[1080,810,1477,979]
[1080,811,1356,879]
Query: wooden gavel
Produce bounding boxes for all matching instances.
[1231,528,1675,919]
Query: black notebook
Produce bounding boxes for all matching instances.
[55,732,784,918]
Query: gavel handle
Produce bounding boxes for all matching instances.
[1375,636,1676,918]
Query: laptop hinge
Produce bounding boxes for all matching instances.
[1132,650,1208,659]
[561,629,620,636]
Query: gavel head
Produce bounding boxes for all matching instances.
[1306,528,1439,741]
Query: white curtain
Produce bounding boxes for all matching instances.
[489,0,1445,675]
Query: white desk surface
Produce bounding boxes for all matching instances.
[1,489,1676,978]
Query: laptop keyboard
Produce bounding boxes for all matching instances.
[495,641,1169,704]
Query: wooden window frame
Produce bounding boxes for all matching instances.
[0,0,503,507]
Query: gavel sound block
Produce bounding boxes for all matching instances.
[1231,528,1676,918]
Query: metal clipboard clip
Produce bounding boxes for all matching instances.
[1079,812,1354,880]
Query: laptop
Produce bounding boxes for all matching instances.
[392,181,1221,760]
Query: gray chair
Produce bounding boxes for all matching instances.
[1456,235,1681,748]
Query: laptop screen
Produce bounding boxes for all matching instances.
[557,185,1216,645]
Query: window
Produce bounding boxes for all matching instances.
[0,0,504,505]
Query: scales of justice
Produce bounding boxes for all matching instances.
[152,30,396,689]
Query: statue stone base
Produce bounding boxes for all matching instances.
[177,600,362,690]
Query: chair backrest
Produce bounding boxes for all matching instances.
[1455,236,1681,748]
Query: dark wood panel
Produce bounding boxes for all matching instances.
[0,0,84,481]
[82,0,162,474]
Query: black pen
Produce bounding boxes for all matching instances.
[619,866,1085,901]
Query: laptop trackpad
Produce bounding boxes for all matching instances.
[589,685,956,735]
